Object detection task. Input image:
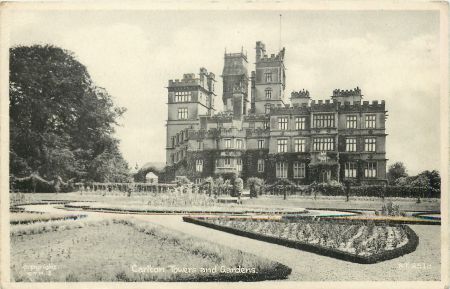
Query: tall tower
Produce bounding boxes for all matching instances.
[222,51,249,119]
[166,68,215,165]
[253,41,286,115]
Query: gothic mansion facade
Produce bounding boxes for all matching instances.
[165,41,387,185]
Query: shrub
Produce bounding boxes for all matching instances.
[175,176,191,186]
[308,181,345,196]
[247,177,264,198]
[233,178,244,197]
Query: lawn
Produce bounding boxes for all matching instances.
[10,218,291,282]
[243,195,440,212]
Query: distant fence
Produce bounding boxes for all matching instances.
[73,182,176,193]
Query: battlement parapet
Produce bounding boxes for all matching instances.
[291,89,310,98]
[224,52,248,61]
[269,99,385,114]
[332,87,362,97]
[259,51,284,62]
[244,114,270,121]
[168,78,200,86]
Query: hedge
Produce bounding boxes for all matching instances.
[183,217,419,264]
[303,184,440,198]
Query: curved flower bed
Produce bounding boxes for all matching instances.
[63,202,307,215]
[183,217,419,264]
[10,212,87,225]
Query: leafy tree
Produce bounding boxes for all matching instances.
[417,170,440,192]
[10,45,128,185]
[387,162,408,185]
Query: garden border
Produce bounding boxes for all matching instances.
[62,203,307,215]
[183,216,420,264]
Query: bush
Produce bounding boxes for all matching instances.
[233,178,244,197]
[247,177,264,198]
[175,176,191,186]
[308,181,345,196]
[351,185,439,198]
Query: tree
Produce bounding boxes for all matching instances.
[10,45,128,186]
[387,162,408,185]
[417,170,440,192]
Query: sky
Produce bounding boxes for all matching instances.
[8,9,442,175]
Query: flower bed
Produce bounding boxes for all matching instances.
[183,217,419,264]
[10,212,87,225]
[64,202,307,215]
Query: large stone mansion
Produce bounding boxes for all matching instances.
[165,41,387,185]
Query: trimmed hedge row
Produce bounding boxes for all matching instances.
[183,217,419,264]
[349,185,439,198]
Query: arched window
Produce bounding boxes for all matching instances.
[265,88,272,99]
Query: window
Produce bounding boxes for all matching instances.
[236,139,243,149]
[236,159,242,172]
[365,162,377,178]
[265,104,271,114]
[276,162,288,178]
[346,138,357,152]
[265,72,272,83]
[257,139,265,149]
[346,115,357,129]
[264,121,270,129]
[313,114,335,128]
[197,141,203,150]
[313,138,334,151]
[345,162,357,178]
[277,139,288,153]
[224,139,232,149]
[175,91,191,102]
[172,137,175,148]
[265,88,272,99]
[293,162,306,179]
[257,159,265,172]
[178,108,188,120]
[195,178,203,185]
[224,158,231,167]
[365,115,376,128]
[278,117,288,130]
[294,138,306,152]
[364,138,376,152]
[196,159,203,172]
[295,117,306,130]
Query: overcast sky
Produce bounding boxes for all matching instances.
[8,9,441,175]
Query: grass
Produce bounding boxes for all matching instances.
[10,217,291,282]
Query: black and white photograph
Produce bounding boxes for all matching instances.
[0,1,448,288]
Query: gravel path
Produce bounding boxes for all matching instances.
[20,205,441,281]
